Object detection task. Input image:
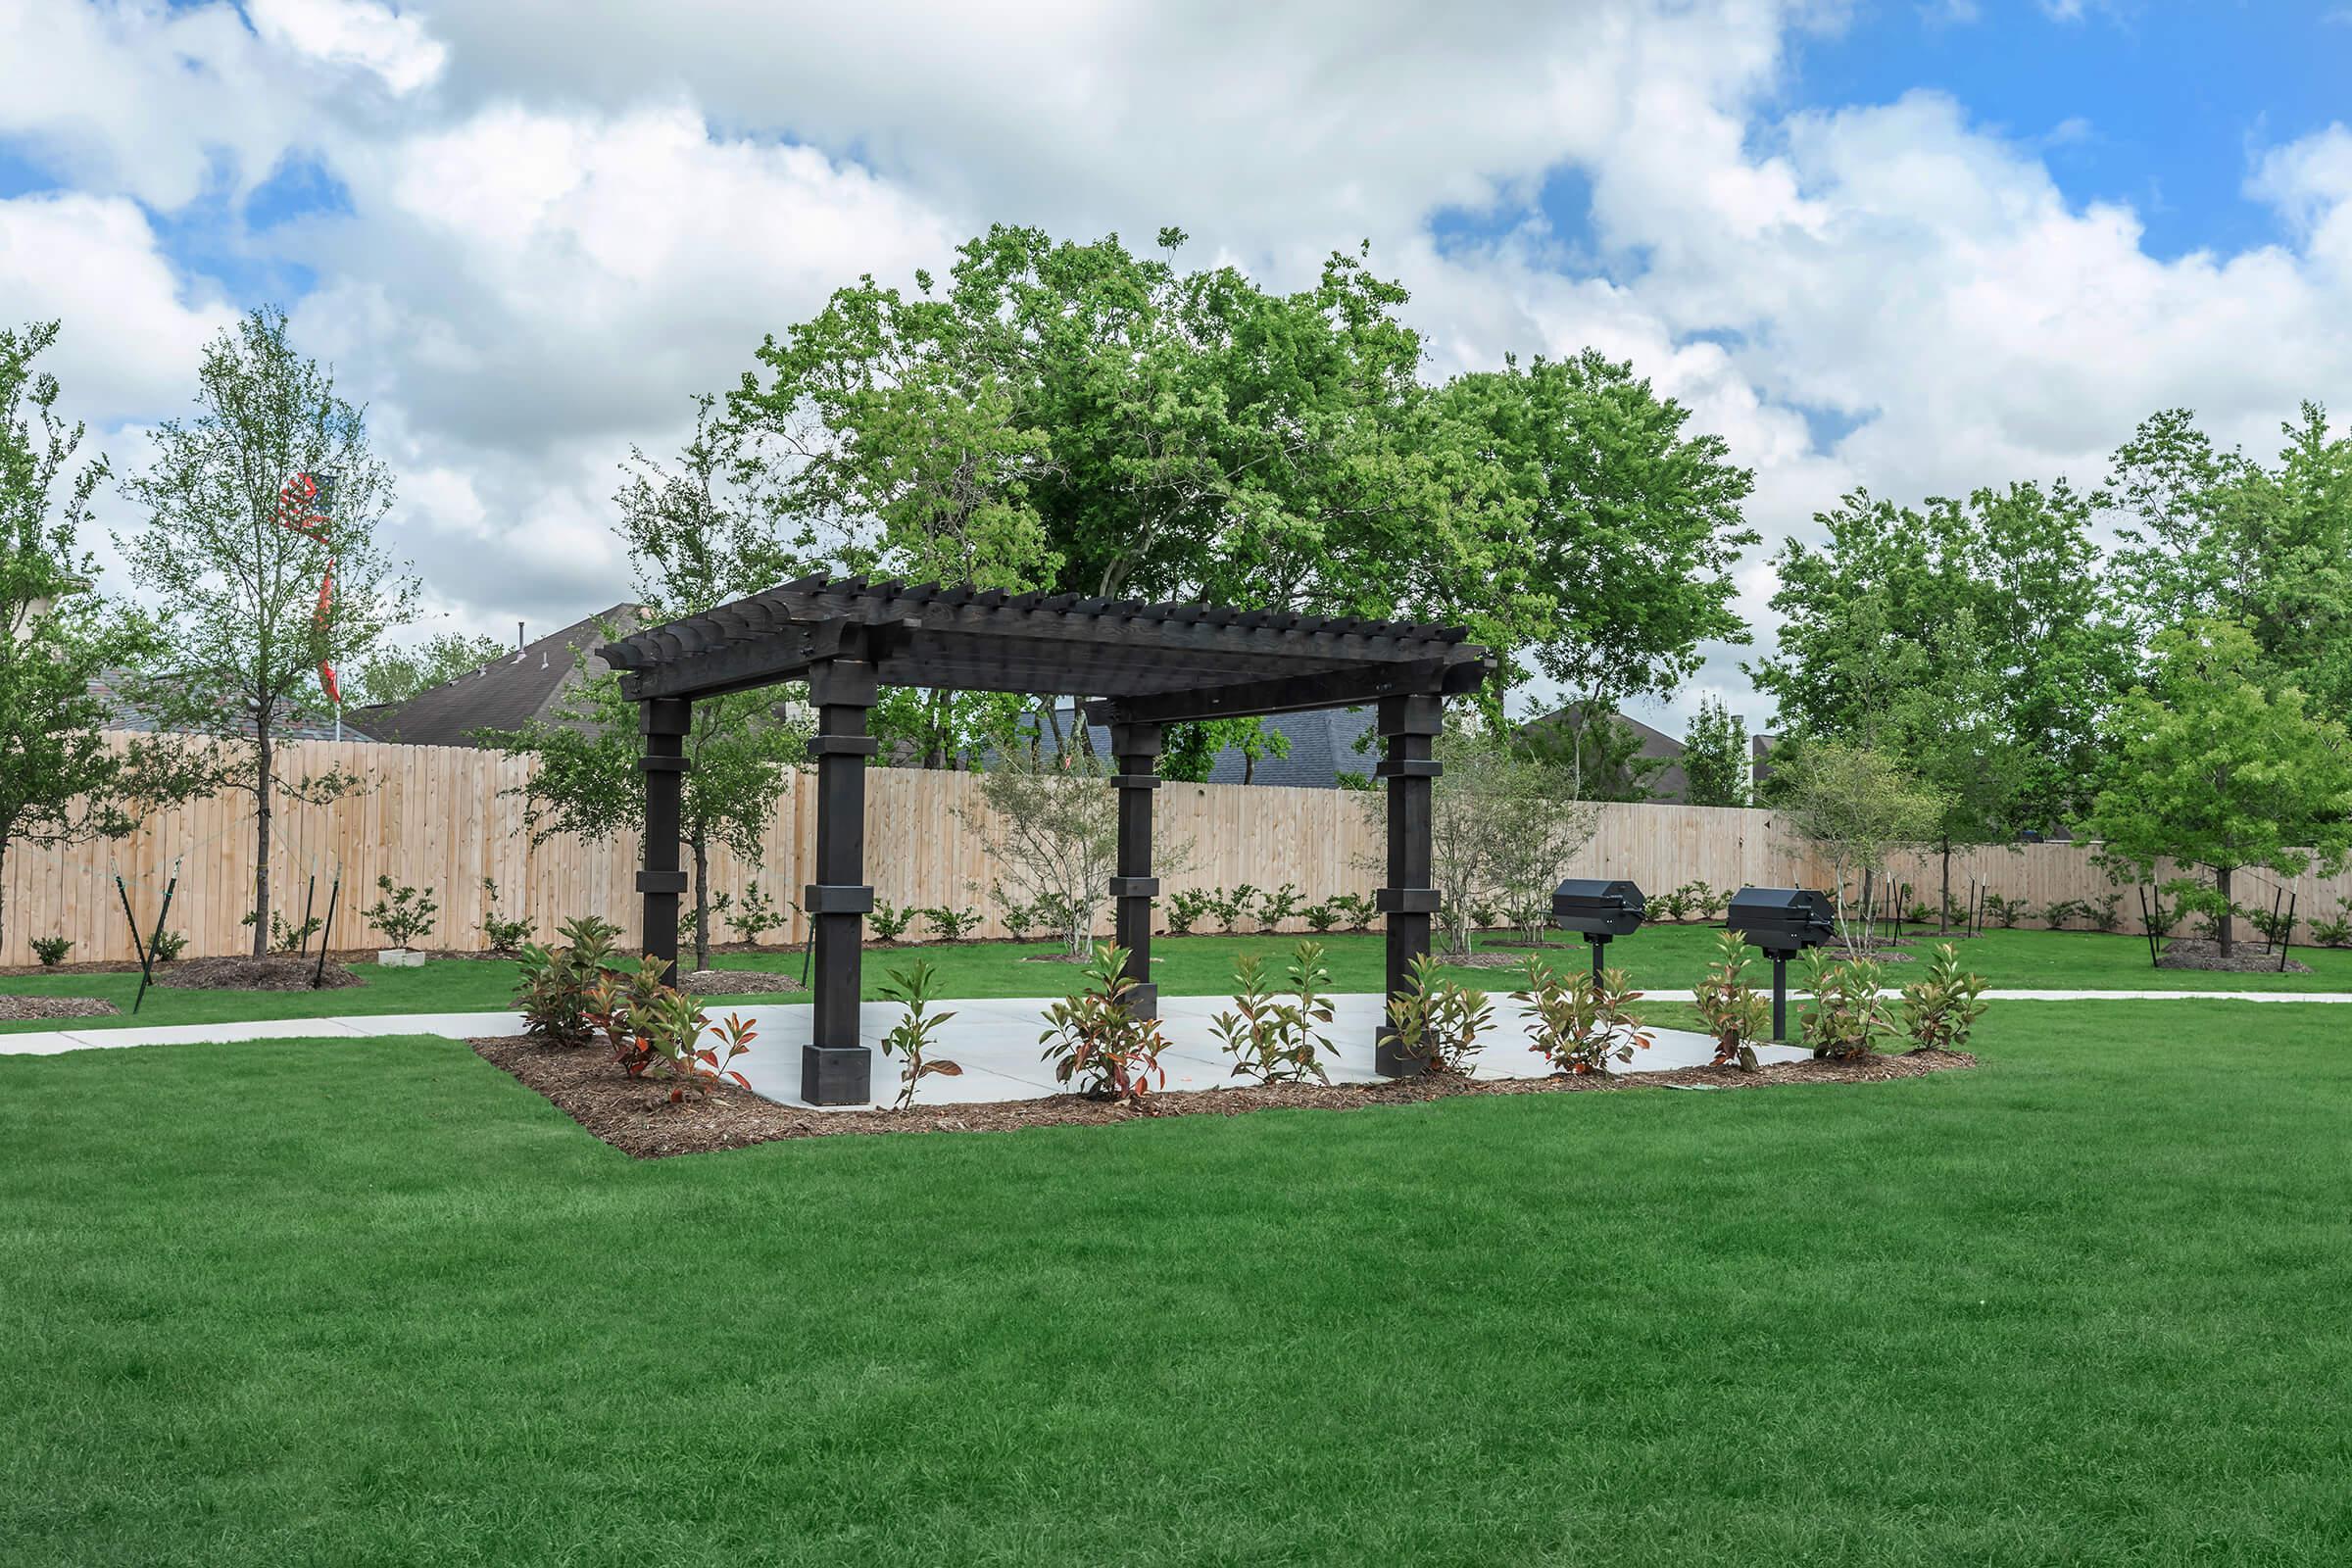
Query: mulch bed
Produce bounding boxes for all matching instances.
[0,994,123,1021]
[2156,939,2314,975]
[679,968,804,995]
[153,956,364,991]
[469,1034,1977,1160]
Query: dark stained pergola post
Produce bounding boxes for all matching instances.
[1108,720,1162,1020]
[803,656,878,1105]
[637,698,693,982]
[1375,692,1444,1076]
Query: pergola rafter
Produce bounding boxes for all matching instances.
[604,574,1490,1105]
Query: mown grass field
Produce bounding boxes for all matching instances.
[4,924,2347,1034]
[6,1000,2351,1564]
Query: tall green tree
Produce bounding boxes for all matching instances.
[1681,696,1749,808]
[1763,739,1945,956]
[2104,405,2352,711]
[1885,612,2030,931]
[348,630,509,708]
[1437,350,1756,732]
[0,321,194,955]
[485,401,808,969]
[115,307,418,955]
[728,225,1556,758]
[2085,620,2352,956]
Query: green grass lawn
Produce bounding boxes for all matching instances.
[6,1001,2351,1564]
[5,923,2348,1035]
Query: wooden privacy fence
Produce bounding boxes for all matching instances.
[8,735,2350,965]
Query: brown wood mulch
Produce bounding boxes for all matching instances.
[680,968,804,995]
[2156,939,2314,975]
[153,956,363,991]
[0,994,122,1020]
[468,1033,1977,1160]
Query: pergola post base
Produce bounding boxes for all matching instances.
[801,1044,873,1106]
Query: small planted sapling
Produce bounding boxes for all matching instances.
[1038,944,1169,1102]
[150,929,188,963]
[867,899,917,944]
[1302,900,1341,935]
[724,882,786,945]
[30,935,71,968]
[878,957,961,1109]
[1691,929,1772,1069]
[1899,943,1988,1054]
[1384,953,1493,1075]
[1797,950,1893,1060]
[363,874,438,964]
[1657,885,1694,925]
[1209,884,1260,934]
[1327,892,1377,932]
[1164,887,1214,936]
[478,877,534,955]
[1512,954,1651,1076]
[1212,941,1338,1086]
[513,915,621,1047]
[922,905,984,943]
[1255,882,1302,932]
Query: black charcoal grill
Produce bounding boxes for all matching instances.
[1726,886,1837,1041]
[1551,878,1647,982]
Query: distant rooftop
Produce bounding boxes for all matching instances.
[352,606,642,748]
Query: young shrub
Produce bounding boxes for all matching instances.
[1658,884,1695,925]
[2085,892,2124,934]
[991,884,1044,942]
[1900,943,1988,1054]
[1327,892,1377,932]
[877,957,961,1110]
[1690,929,1772,1069]
[867,899,917,944]
[363,874,439,951]
[1302,900,1341,935]
[2247,905,2295,947]
[1467,900,1500,932]
[1383,953,1494,1076]
[725,882,786,946]
[1905,902,1936,927]
[614,983,754,1102]
[1796,950,1893,1060]
[585,955,674,1076]
[150,929,188,963]
[1512,955,1651,1076]
[679,889,732,942]
[2311,899,2352,948]
[1212,942,1338,1086]
[922,905,984,943]
[1038,944,1169,1102]
[1164,887,1214,936]
[241,908,323,954]
[1984,893,2026,929]
[1209,883,1260,934]
[1255,882,1303,932]
[1689,880,1727,923]
[478,877,534,956]
[30,935,71,968]
[513,915,621,1047]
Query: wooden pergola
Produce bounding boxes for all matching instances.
[602,575,1492,1104]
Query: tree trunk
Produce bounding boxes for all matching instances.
[2216,865,2233,956]
[252,725,273,956]
[1938,839,1952,935]
[691,829,710,973]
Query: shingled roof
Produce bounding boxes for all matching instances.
[353,606,642,748]
[603,574,1491,720]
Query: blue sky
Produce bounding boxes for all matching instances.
[1792,1,2350,260]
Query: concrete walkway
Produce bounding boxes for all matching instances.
[4,988,2349,1108]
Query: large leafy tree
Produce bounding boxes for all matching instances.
[727,224,1557,763]
[1438,350,1755,734]
[1681,696,1749,808]
[0,321,195,955]
[1748,480,2127,832]
[2105,405,2352,712]
[348,630,509,708]
[115,307,418,955]
[2085,620,2352,956]
[485,400,808,969]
